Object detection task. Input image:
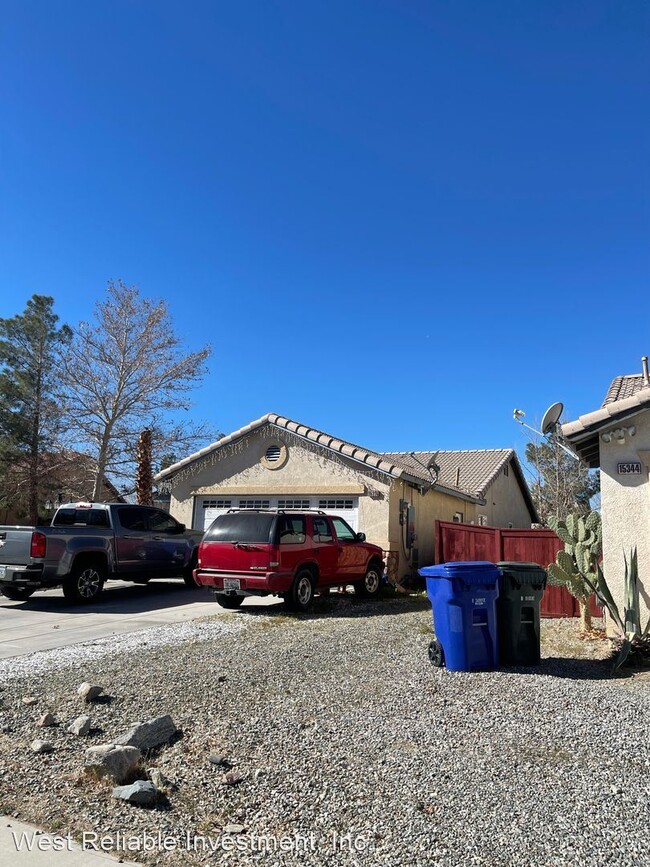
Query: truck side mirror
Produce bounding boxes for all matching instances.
[355,532,366,542]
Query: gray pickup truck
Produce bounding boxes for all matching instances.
[0,503,202,604]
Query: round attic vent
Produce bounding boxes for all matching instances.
[261,441,288,470]
[265,445,281,463]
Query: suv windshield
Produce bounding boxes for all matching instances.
[205,513,276,544]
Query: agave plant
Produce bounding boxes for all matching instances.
[612,547,650,671]
[547,511,649,671]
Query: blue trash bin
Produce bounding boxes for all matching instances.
[418,561,500,672]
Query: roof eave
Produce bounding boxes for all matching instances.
[562,403,650,469]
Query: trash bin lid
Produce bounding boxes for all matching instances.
[497,561,547,587]
[419,561,500,585]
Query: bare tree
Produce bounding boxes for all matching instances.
[61,280,212,499]
[523,437,599,525]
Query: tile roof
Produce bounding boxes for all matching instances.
[155,413,436,487]
[602,375,650,406]
[380,449,515,497]
[155,413,537,517]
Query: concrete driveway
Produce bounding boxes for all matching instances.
[0,580,281,660]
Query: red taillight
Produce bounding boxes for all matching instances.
[30,532,46,559]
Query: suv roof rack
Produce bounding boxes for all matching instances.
[225,508,326,515]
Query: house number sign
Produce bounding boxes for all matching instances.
[617,462,642,475]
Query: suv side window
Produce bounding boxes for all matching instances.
[312,516,333,543]
[117,507,148,531]
[147,509,179,533]
[331,517,356,541]
[277,516,306,545]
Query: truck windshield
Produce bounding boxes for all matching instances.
[53,509,110,528]
[204,513,276,544]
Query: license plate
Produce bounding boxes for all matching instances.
[0,566,5,579]
[223,578,241,591]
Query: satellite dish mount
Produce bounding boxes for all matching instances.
[513,401,578,461]
[540,402,563,436]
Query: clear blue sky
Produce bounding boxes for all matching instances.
[1,0,648,462]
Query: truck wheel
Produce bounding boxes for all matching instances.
[215,593,244,609]
[284,569,315,613]
[354,562,383,598]
[183,552,200,587]
[63,561,105,604]
[1,587,35,601]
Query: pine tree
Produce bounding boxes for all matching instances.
[0,296,72,522]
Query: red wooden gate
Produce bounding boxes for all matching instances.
[434,521,600,618]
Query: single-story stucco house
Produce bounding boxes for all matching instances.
[154,413,538,583]
[562,359,650,627]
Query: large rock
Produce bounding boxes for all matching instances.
[78,683,103,703]
[84,744,141,783]
[114,715,178,751]
[111,780,157,807]
[68,715,91,737]
[37,712,56,728]
[30,739,54,754]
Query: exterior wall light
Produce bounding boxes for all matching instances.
[601,425,636,444]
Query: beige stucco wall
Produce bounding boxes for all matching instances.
[482,462,533,528]
[385,480,480,581]
[167,427,392,550]
[600,411,650,629]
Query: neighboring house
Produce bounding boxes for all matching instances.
[562,359,650,627]
[154,413,538,584]
[0,450,124,525]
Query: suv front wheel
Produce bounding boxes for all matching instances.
[284,569,315,613]
[354,562,383,598]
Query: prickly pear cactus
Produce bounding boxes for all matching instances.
[547,511,603,631]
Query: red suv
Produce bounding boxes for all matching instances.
[194,510,384,612]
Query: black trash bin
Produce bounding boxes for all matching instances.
[496,562,547,666]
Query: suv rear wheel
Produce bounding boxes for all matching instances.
[354,562,383,598]
[215,593,244,610]
[284,569,315,613]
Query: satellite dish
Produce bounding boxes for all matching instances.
[541,402,564,435]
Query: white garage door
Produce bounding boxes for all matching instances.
[196,498,234,532]
[194,496,359,532]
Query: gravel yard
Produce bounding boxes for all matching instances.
[0,595,649,867]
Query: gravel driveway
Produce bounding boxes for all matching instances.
[0,595,649,867]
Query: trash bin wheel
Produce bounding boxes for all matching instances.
[428,639,444,668]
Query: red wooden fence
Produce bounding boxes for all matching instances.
[434,521,600,618]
